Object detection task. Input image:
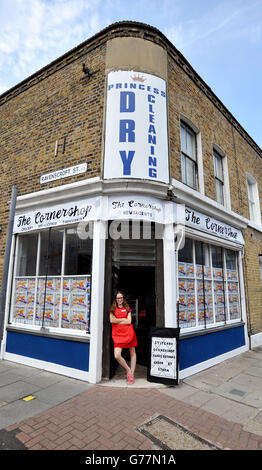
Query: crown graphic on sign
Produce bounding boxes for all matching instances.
[131,74,146,82]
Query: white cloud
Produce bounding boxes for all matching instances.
[0,0,105,91]
[164,0,262,52]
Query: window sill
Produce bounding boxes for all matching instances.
[179,321,245,339]
[248,220,262,233]
[6,324,90,343]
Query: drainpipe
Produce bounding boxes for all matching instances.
[0,185,18,354]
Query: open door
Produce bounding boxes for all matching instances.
[115,266,156,367]
[102,223,164,380]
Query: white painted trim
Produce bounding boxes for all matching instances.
[222,155,231,211]
[179,345,248,379]
[250,332,262,349]
[171,177,248,229]
[184,226,243,250]
[15,178,169,212]
[15,177,101,210]
[88,219,107,384]
[246,173,262,226]
[196,131,205,195]
[248,220,262,233]
[17,176,100,201]
[212,144,231,211]
[0,235,16,360]
[3,352,91,382]
[237,251,249,348]
[179,114,204,196]
[163,223,177,327]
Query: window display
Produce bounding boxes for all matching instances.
[178,238,241,330]
[11,226,92,332]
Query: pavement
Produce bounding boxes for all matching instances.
[0,347,262,451]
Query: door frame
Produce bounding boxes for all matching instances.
[102,237,164,380]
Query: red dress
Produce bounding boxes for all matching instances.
[112,306,138,349]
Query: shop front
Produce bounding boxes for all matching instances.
[1,187,176,383]
[1,185,249,383]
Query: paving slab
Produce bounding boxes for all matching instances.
[156,383,197,401]
[2,363,43,378]
[245,366,262,379]
[232,372,262,392]
[213,381,251,401]
[184,369,225,387]
[0,398,52,429]
[22,371,68,388]
[182,376,214,392]
[0,380,41,403]
[202,396,258,424]
[253,411,262,424]
[214,358,258,380]
[34,379,91,405]
[180,390,215,408]
[241,391,262,408]
[242,350,262,360]
[0,372,26,387]
[243,420,262,437]
[200,395,236,417]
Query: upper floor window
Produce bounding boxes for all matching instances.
[259,255,262,283]
[213,149,224,205]
[246,173,261,225]
[180,122,198,190]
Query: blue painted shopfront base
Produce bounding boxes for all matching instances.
[6,331,90,372]
[179,325,245,371]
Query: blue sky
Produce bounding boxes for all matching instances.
[0,0,261,148]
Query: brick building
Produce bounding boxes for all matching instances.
[0,21,261,384]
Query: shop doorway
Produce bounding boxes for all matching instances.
[102,223,164,380]
[112,265,156,367]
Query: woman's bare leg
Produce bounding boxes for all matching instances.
[114,347,131,374]
[129,347,136,375]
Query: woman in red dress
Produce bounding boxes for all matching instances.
[110,291,137,384]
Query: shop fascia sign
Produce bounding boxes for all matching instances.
[13,194,177,234]
[103,70,169,184]
[185,207,244,245]
[13,196,244,246]
[13,197,101,234]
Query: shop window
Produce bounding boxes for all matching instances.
[16,233,38,276]
[178,238,241,330]
[11,226,92,332]
[64,227,92,275]
[178,238,195,328]
[39,229,63,276]
[180,122,198,190]
[195,241,213,327]
[226,249,241,321]
[211,245,226,323]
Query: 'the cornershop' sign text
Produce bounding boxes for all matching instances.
[104,70,169,184]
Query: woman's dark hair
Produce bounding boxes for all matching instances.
[110,291,130,313]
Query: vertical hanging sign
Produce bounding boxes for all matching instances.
[104,70,169,183]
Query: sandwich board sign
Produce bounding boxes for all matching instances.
[147,327,180,386]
